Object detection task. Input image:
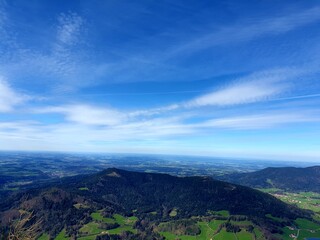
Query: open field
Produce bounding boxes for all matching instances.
[265,215,320,240]
[261,189,320,221]
[160,212,320,240]
[37,211,138,240]
[54,229,68,240]
[159,213,262,240]
[78,211,137,239]
[38,233,49,240]
[32,206,320,240]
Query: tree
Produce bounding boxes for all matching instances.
[8,211,42,240]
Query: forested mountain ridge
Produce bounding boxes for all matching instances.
[0,168,312,239]
[219,166,320,192]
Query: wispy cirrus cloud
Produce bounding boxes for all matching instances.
[199,112,318,130]
[0,0,6,32]
[128,68,299,116]
[40,12,86,84]
[169,6,320,57]
[90,6,320,84]
[0,10,87,92]
[1,1,320,159]
[185,68,294,108]
[1,4,319,90]
[31,66,304,121]
[0,77,28,112]
[56,12,84,47]
[0,110,318,151]
[0,0,17,55]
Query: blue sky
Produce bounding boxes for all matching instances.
[1,0,320,161]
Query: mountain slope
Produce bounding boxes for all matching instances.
[219,166,320,192]
[66,168,303,218]
[0,168,311,238]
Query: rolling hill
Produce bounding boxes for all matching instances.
[219,166,320,192]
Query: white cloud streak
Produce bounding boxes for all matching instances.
[37,105,125,126]
[0,111,318,151]
[0,77,27,112]
[30,67,302,125]
[185,69,293,107]
[91,6,320,84]
[170,6,320,56]
[199,113,318,130]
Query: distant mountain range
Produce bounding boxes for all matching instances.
[219,166,320,192]
[0,168,309,239]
